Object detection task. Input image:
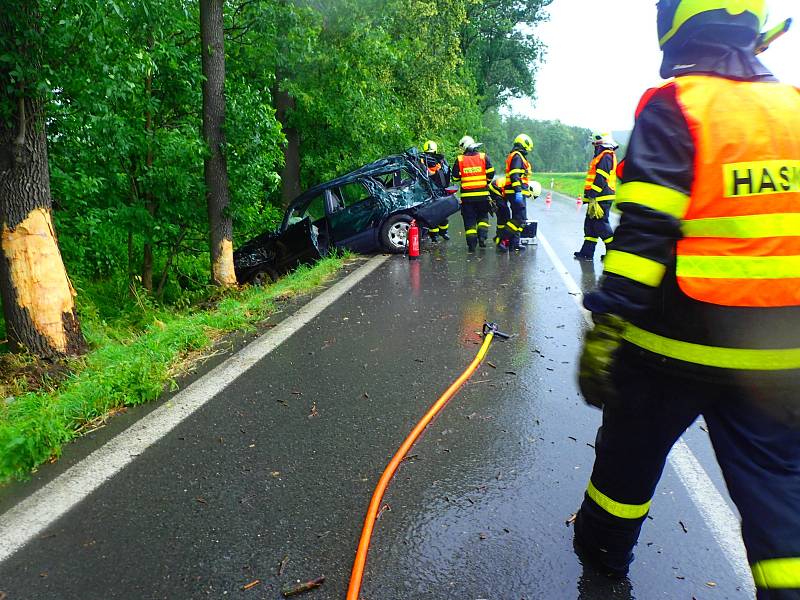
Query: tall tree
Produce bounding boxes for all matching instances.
[461,0,551,112]
[200,0,236,286]
[0,1,86,358]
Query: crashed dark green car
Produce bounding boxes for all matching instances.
[234,149,458,284]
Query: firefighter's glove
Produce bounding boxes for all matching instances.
[514,191,523,204]
[578,313,626,410]
[587,199,605,219]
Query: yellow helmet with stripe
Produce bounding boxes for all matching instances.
[513,133,533,153]
[657,0,768,50]
[422,140,438,153]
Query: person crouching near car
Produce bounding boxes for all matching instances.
[452,135,495,252]
[421,140,451,241]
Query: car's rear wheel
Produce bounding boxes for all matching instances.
[380,214,412,253]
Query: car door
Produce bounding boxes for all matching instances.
[325,180,384,252]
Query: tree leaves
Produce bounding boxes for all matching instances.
[2,0,551,297]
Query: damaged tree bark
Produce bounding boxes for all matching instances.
[200,0,237,286]
[0,4,86,357]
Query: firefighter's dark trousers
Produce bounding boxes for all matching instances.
[494,201,510,245]
[428,219,449,239]
[576,355,800,599]
[461,199,490,250]
[576,200,614,257]
[501,196,528,249]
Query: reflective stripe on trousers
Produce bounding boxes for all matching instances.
[577,354,800,599]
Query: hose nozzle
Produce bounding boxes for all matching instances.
[483,322,511,340]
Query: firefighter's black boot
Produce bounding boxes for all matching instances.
[509,233,526,252]
[573,509,634,579]
[574,238,597,261]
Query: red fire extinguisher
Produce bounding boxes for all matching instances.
[407,219,420,260]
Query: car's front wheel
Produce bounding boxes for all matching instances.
[379,214,413,254]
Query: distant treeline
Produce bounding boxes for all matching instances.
[482,113,594,173]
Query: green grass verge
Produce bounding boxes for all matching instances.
[538,172,586,199]
[0,255,349,483]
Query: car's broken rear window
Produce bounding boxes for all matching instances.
[375,168,415,189]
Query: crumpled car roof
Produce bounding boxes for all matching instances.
[289,151,427,208]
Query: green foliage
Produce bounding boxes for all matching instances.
[3,0,553,292]
[0,255,348,482]
[461,0,552,112]
[281,0,482,186]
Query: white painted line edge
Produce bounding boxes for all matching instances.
[0,255,390,564]
[537,230,754,593]
[537,231,592,324]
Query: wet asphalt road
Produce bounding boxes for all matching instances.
[0,192,751,599]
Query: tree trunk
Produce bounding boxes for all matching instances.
[142,198,155,291]
[200,0,236,286]
[142,53,156,292]
[274,80,301,209]
[0,3,85,358]
[0,94,86,358]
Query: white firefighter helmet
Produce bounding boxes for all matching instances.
[459,135,477,153]
[529,180,543,199]
[590,131,619,149]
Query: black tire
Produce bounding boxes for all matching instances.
[379,213,413,254]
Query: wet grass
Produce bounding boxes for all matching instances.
[538,172,585,199]
[0,255,350,483]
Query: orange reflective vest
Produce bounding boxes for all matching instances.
[673,76,800,307]
[457,153,489,198]
[489,176,506,199]
[584,150,618,200]
[504,151,531,195]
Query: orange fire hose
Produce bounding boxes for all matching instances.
[346,323,508,600]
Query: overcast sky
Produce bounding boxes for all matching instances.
[509,0,800,131]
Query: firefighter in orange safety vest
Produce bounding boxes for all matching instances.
[421,140,451,241]
[573,132,619,261]
[573,3,800,598]
[451,135,495,252]
[501,134,534,252]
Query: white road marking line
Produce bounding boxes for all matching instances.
[537,232,591,323]
[537,230,755,594]
[0,255,389,564]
